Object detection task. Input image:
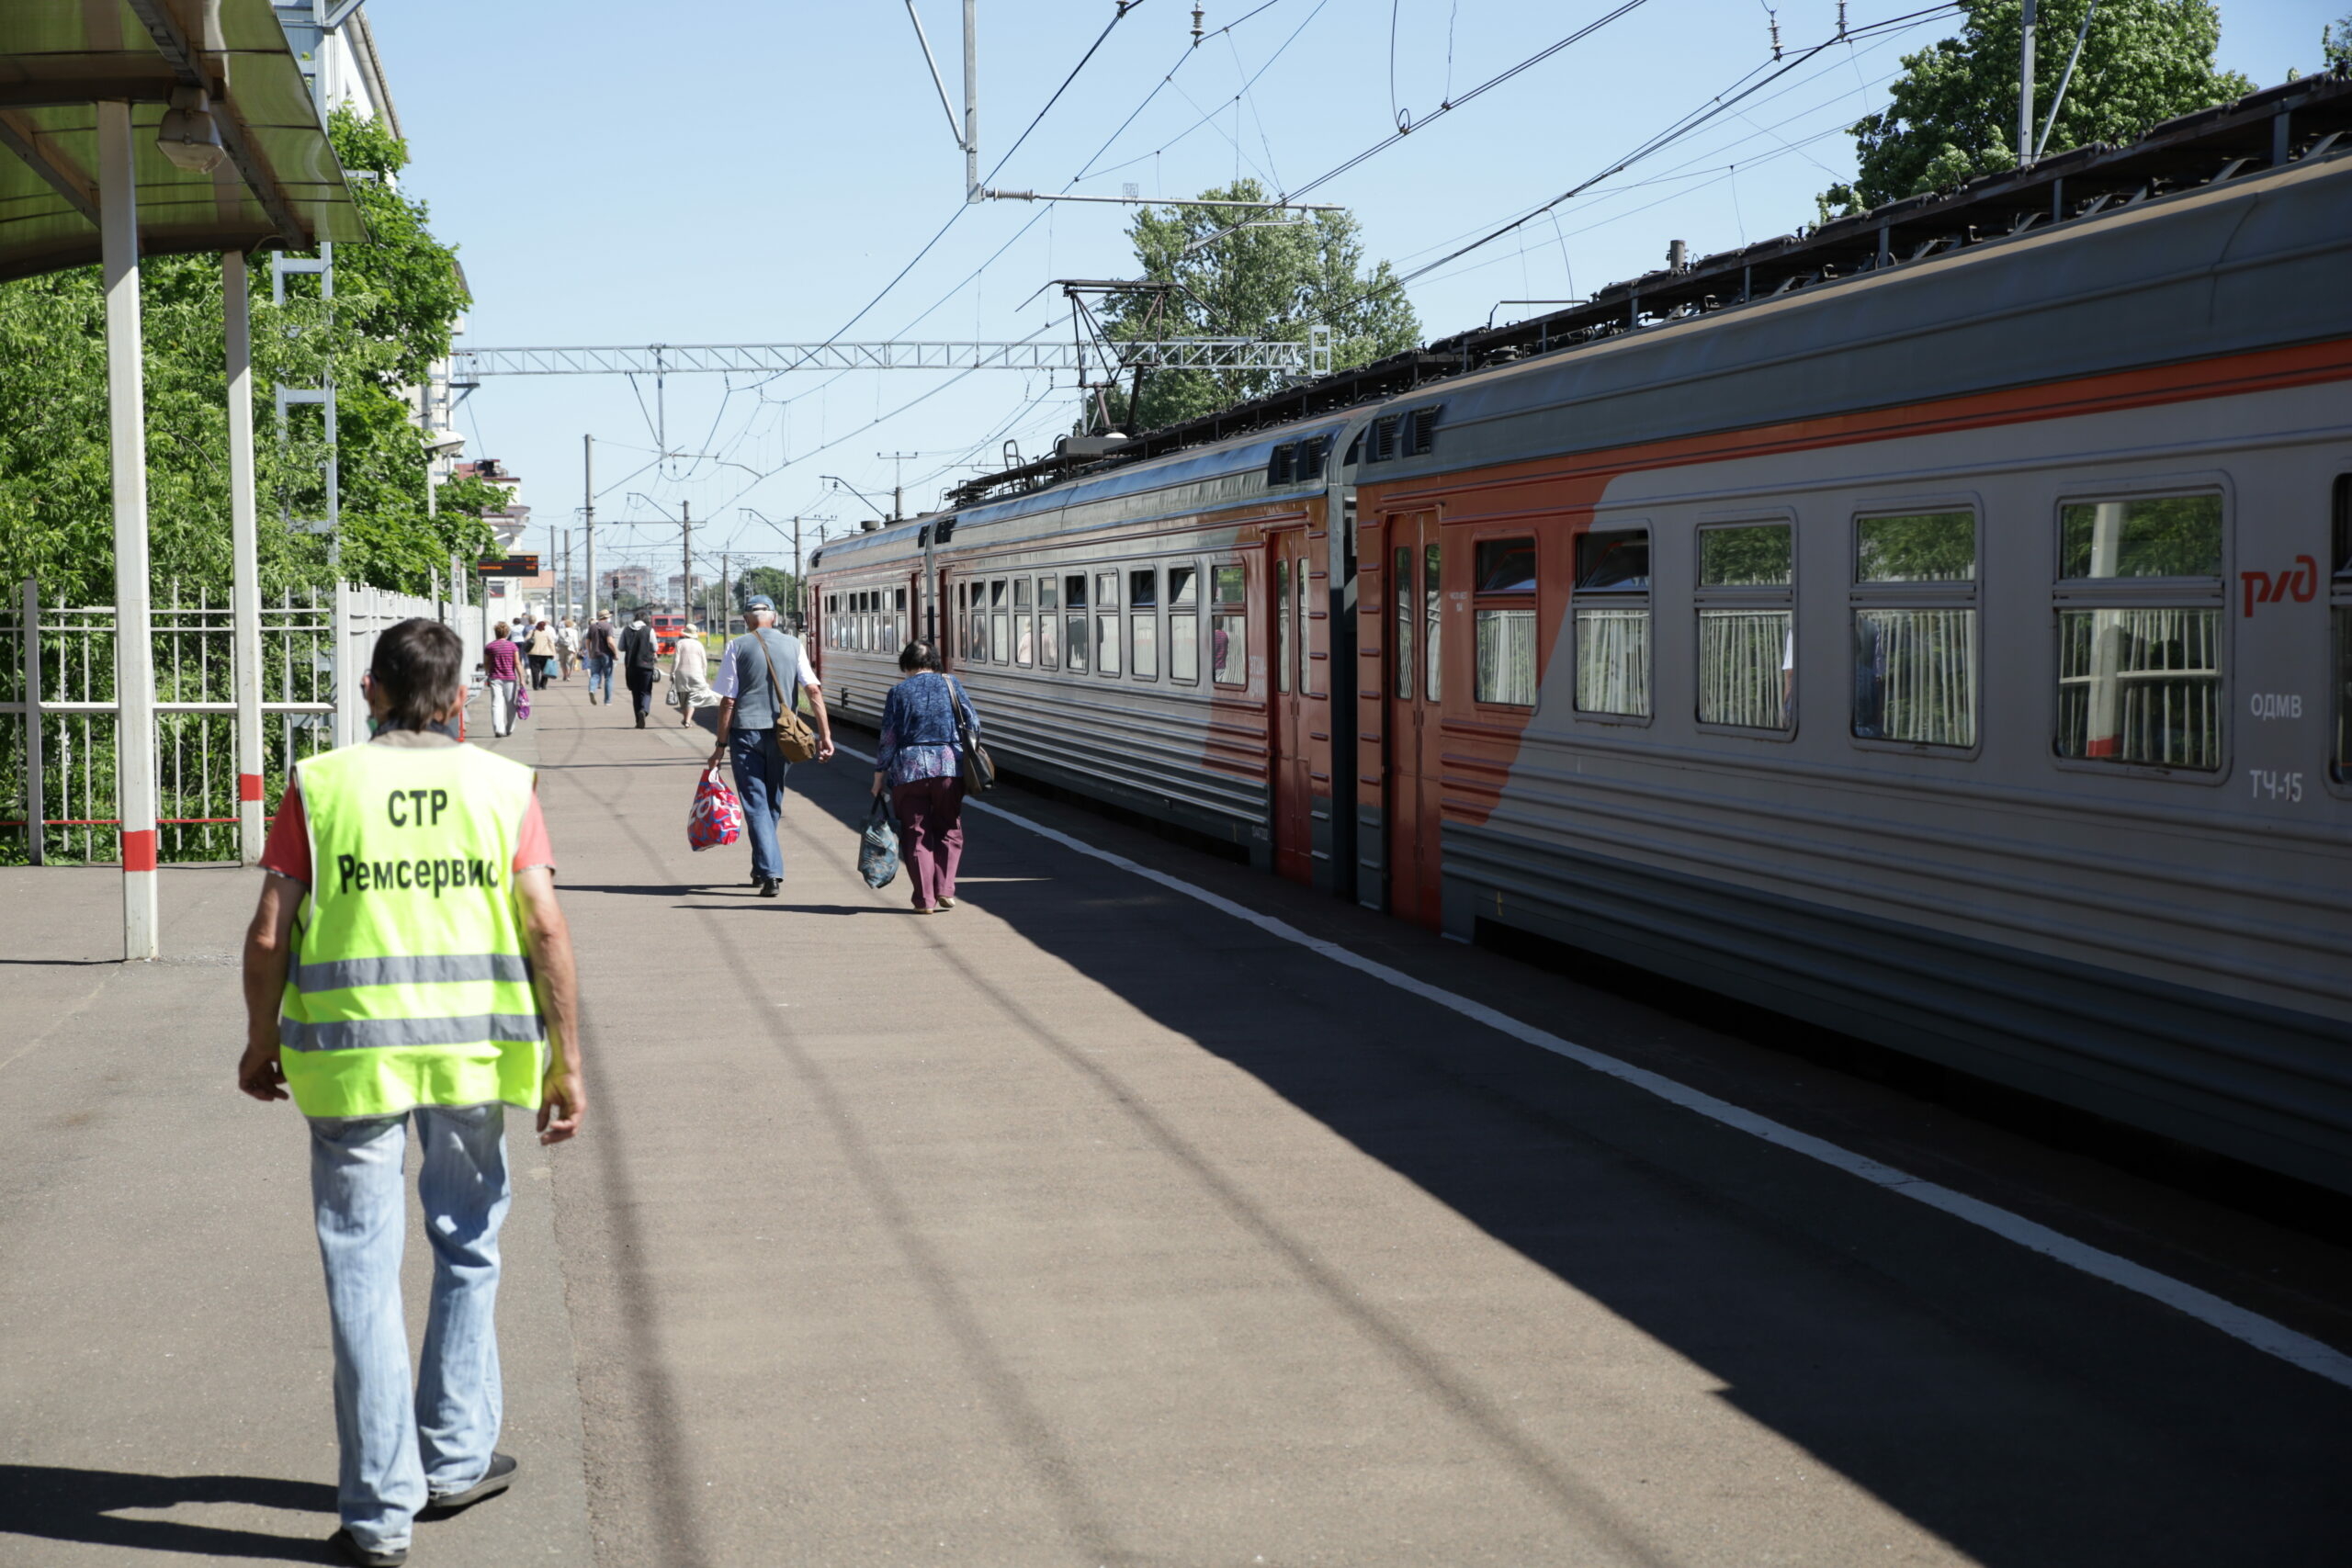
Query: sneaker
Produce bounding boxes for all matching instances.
[939,897,956,910]
[329,1528,408,1567]
[420,1452,518,1519]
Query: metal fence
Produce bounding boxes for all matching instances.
[2,579,479,866]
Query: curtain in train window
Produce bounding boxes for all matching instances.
[1697,523,1792,729]
[1169,566,1199,682]
[1037,577,1059,670]
[1064,573,1088,673]
[1129,568,1159,679]
[2052,495,2223,769]
[1852,511,1977,747]
[1275,558,1292,694]
[1013,578,1034,666]
[1573,529,1649,716]
[1212,565,1247,686]
[1474,537,1538,706]
[1095,571,1122,676]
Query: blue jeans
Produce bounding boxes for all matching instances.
[729,727,790,882]
[584,655,613,702]
[311,1106,512,1554]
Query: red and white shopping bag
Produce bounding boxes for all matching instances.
[687,766,743,851]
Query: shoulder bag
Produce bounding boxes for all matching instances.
[946,674,994,793]
[753,631,820,763]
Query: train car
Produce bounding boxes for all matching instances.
[814,85,2352,1195]
[650,612,687,656]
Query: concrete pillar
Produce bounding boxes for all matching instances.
[98,102,159,960]
[225,251,265,863]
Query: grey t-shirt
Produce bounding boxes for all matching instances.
[721,629,808,730]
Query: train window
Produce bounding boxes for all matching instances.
[1297,552,1317,697]
[989,579,1010,664]
[1475,537,1538,706]
[1130,568,1159,680]
[2053,491,2223,771]
[1698,523,1793,731]
[1170,566,1200,683]
[2059,494,2223,580]
[1013,579,1034,668]
[1064,574,1088,673]
[1574,529,1650,716]
[1422,542,1442,703]
[1212,565,1247,686]
[2335,478,2351,785]
[1095,571,1121,677]
[1276,559,1292,694]
[1392,547,1414,703]
[1037,578,1059,670]
[1852,510,1975,748]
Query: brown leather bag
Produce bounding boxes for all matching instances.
[752,631,820,763]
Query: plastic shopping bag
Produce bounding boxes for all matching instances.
[857,795,900,890]
[514,683,531,721]
[687,766,743,852]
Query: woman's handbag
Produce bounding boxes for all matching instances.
[687,767,743,851]
[753,632,820,763]
[857,794,900,889]
[948,675,995,793]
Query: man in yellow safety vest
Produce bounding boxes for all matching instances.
[237,617,584,1568]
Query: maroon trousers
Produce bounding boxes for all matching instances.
[891,774,966,909]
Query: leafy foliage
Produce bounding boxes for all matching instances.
[1820,0,2254,215]
[1103,181,1419,432]
[2329,10,2352,70]
[0,107,498,605]
[734,565,797,610]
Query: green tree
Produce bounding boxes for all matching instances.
[2327,10,2352,69]
[734,564,797,610]
[0,106,499,605]
[1103,180,1419,432]
[1820,0,2254,215]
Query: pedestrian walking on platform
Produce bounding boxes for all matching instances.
[557,617,580,681]
[669,625,716,727]
[526,621,558,690]
[236,618,584,1568]
[581,615,616,706]
[873,640,978,913]
[482,622,522,738]
[707,594,834,897]
[618,614,660,729]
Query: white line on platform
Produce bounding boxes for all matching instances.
[836,746,2352,1392]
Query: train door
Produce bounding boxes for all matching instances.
[1385,511,1444,928]
[1271,528,1314,883]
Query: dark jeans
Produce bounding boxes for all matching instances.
[891,774,965,909]
[533,656,554,689]
[729,728,790,882]
[626,669,654,718]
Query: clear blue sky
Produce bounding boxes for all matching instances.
[366,1,2338,583]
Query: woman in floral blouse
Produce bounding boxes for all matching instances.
[871,641,980,913]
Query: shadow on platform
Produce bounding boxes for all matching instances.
[0,1465,333,1561]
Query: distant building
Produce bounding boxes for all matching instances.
[667,572,708,602]
[604,565,655,604]
[454,458,529,553]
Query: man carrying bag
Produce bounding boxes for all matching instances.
[706,595,833,897]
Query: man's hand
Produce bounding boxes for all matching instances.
[237,1037,288,1102]
[816,738,836,763]
[871,770,887,798]
[537,1065,585,1145]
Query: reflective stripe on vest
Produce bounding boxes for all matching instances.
[279,740,545,1118]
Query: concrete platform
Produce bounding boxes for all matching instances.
[2,675,2347,1566]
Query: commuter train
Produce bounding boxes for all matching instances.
[809,77,2352,1197]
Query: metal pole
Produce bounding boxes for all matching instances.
[681,500,692,621]
[2018,0,2038,167]
[224,251,265,864]
[793,516,803,623]
[963,0,980,203]
[20,577,42,866]
[582,434,597,626]
[98,102,158,958]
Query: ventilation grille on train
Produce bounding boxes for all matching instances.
[1265,435,1331,486]
[1362,405,1441,464]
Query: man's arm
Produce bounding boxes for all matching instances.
[707,694,737,766]
[237,876,300,1101]
[808,684,835,762]
[515,864,585,1145]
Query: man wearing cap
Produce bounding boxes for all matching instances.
[707,595,833,897]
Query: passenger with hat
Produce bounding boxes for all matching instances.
[707,594,833,897]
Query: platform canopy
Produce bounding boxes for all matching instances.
[0,0,366,285]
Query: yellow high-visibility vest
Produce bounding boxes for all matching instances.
[277,739,545,1118]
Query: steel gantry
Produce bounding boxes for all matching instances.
[451,331,1332,379]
